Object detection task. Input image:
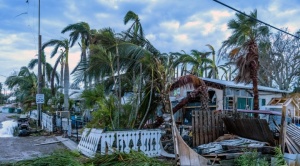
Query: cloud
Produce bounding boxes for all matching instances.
[95,0,119,9]
[159,20,180,32]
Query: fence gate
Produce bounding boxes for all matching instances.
[192,110,224,146]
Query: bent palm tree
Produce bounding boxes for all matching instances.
[61,22,91,89]
[5,66,38,111]
[170,75,209,114]
[220,9,269,111]
[123,10,144,44]
[28,51,58,88]
[42,39,71,112]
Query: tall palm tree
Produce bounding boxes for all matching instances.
[220,9,269,111]
[28,51,58,88]
[123,11,146,119]
[42,39,71,112]
[204,44,228,79]
[61,22,91,89]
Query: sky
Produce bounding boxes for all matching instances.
[0,0,300,90]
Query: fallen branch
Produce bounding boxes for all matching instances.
[34,140,67,146]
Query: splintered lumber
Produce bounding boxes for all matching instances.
[285,124,300,154]
[170,101,208,165]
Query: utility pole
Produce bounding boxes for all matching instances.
[37,0,43,126]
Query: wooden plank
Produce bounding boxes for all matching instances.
[199,111,204,145]
[208,111,212,142]
[219,112,224,136]
[215,112,219,137]
[280,105,287,152]
[216,113,222,136]
[259,119,275,145]
[195,111,199,147]
[211,110,216,141]
[203,111,208,144]
[192,110,196,147]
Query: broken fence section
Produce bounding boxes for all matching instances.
[222,117,275,145]
[77,128,162,158]
[192,110,225,147]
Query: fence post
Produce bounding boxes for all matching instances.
[76,120,79,142]
[60,116,62,132]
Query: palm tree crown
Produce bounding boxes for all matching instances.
[220,9,269,111]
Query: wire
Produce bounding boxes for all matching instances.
[212,0,300,40]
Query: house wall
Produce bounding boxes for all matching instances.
[169,83,285,111]
[256,92,284,109]
[286,104,295,118]
[258,93,283,109]
[208,87,223,110]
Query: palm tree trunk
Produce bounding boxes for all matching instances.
[60,61,64,94]
[139,63,142,104]
[64,54,70,113]
[116,43,121,128]
[249,41,259,117]
[82,46,88,89]
[138,68,154,129]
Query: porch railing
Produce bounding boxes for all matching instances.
[77,128,162,158]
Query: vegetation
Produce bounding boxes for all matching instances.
[6,150,83,166]
[235,149,269,166]
[220,9,269,112]
[235,147,287,166]
[5,149,169,166]
[84,150,171,166]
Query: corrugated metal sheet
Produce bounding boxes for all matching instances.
[202,77,290,93]
[222,117,275,145]
[286,123,300,153]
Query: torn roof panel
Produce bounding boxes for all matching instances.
[201,77,290,93]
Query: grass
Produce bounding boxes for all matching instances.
[85,150,172,166]
[2,149,171,166]
[3,150,84,166]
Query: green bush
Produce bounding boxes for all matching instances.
[235,149,269,166]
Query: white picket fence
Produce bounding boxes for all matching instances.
[34,112,72,136]
[41,113,54,132]
[77,128,162,158]
[61,118,72,136]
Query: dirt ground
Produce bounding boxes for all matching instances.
[0,111,67,164]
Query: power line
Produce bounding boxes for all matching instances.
[212,0,300,40]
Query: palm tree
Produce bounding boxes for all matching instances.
[5,66,38,111]
[61,22,91,89]
[123,10,144,44]
[28,51,58,88]
[42,39,71,112]
[173,50,211,77]
[204,44,228,79]
[123,11,146,119]
[220,10,269,112]
[170,75,209,113]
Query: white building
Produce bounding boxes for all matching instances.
[169,77,290,125]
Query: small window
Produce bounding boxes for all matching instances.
[262,99,266,106]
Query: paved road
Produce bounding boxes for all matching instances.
[0,111,67,164]
[0,136,66,163]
